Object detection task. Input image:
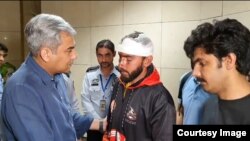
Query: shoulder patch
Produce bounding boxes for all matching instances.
[86,65,99,72]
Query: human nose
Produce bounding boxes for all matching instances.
[101,56,107,62]
[0,55,4,62]
[71,50,77,60]
[0,54,5,62]
[192,64,201,78]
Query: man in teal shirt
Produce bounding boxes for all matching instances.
[1,14,105,141]
[177,72,215,124]
[177,23,217,125]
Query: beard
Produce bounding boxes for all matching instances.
[120,64,143,83]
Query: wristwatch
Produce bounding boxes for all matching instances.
[99,120,104,133]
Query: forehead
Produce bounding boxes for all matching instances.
[61,31,74,41]
[193,47,206,58]
[0,50,7,55]
[193,47,217,62]
[59,32,75,48]
[0,50,6,53]
[96,47,113,54]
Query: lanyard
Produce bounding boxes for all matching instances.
[100,73,113,93]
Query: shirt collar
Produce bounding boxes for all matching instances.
[97,65,120,78]
[112,66,120,77]
[25,53,62,85]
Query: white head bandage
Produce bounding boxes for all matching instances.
[117,34,154,57]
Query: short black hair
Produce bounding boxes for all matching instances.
[212,18,250,75]
[183,22,214,69]
[0,43,8,53]
[184,22,214,59]
[184,18,250,75]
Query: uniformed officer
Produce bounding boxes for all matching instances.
[81,39,120,141]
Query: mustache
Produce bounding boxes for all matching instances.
[119,68,128,73]
[100,62,108,65]
[195,77,206,83]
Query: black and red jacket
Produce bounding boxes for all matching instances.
[107,64,176,141]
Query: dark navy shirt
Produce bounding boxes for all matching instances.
[1,54,93,141]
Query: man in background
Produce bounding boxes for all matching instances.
[63,72,80,113]
[0,43,8,141]
[177,23,216,125]
[176,71,216,124]
[81,39,120,141]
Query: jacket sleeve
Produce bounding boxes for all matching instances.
[151,87,176,141]
[1,84,54,141]
[106,79,119,131]
[72,112,94,139]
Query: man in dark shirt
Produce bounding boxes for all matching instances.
[1,13,105,141]
[184,18,250,124]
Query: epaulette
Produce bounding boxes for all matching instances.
[86,65,99,72]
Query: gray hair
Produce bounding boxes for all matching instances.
[24,13,76,56]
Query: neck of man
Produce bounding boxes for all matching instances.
[34,55,55,76]
[101,63,114,78]
[129,67,148,86]
[218,73,250,100]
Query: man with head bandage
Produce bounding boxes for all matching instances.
[104,31,176,141]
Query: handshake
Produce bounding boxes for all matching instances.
[90,117,108,133]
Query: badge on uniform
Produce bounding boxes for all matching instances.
[100,99,106,112]
[91,78,99,86]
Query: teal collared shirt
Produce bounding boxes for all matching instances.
[1,54,93,141]
[182,75,215,124]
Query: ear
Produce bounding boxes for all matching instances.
[113,51,116,57]
[40,48,52,62]
[143,56,153,67]
[224,53,236,70]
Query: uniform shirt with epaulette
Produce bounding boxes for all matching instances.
[81,65,120,119]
